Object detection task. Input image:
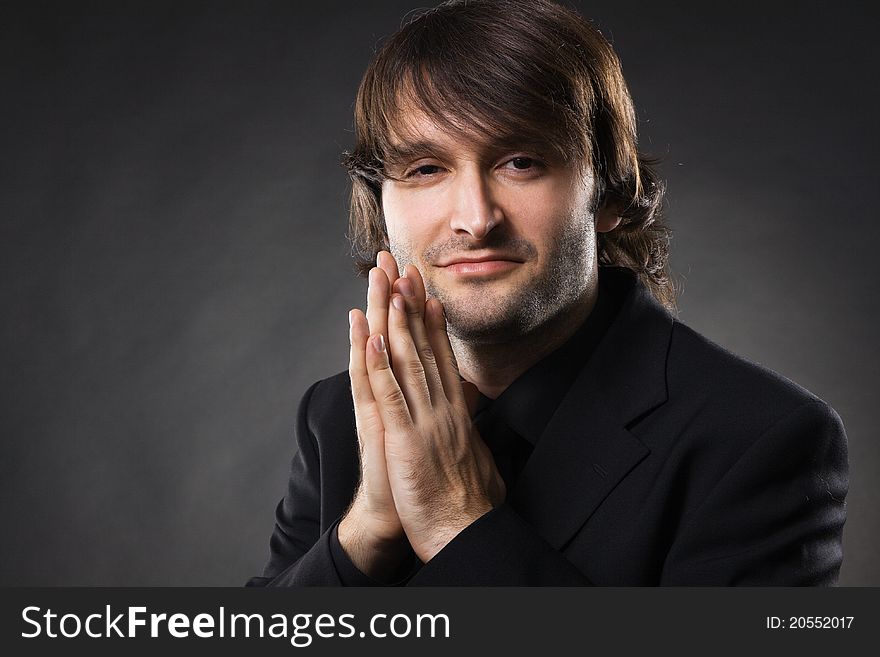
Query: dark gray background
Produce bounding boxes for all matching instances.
[1,0,876,586]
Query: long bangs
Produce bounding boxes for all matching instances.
[352,1,595,180]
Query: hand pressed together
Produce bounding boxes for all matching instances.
[338,251,504,577]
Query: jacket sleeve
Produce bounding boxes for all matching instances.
[659,400,848,585]
[246,381,345,586]
[406,503,595,585]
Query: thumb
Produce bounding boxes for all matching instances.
[460,379,482,417]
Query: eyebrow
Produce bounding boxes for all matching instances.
[382,140,451,168]
[382,135,556,169]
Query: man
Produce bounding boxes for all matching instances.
[248,0,847,586]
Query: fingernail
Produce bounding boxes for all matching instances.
[398,277,414,297]
[392,295,405,311]
[372,334,386,352]
[348,310,354,327]
[376,252,382,267]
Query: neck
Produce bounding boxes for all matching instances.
[451,286,598,399]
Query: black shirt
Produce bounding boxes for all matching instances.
[329,266,628,584]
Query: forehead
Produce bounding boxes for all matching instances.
[384,102,558,164]
[388,103,488,152]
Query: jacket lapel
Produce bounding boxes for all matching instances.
[509,271,674,550]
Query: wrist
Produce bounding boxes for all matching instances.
[416,500,494,562]
[338,514,411,582]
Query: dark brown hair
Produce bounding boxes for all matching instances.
[342,0,675,310]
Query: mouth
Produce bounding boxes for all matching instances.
[436,252,525,277]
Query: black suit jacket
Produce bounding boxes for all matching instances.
[248,270,848,586]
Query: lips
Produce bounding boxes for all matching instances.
[436,252,525,267]
[436,253,524,276]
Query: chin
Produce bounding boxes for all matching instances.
[441,298,541,344]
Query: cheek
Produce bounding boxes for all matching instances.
[381,187,444,248]
[510,181,592,242]
[380,188,410,252]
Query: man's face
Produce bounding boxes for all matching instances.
[381,110,616,343]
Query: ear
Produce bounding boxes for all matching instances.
[596,198,622,233]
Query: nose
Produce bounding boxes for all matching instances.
[448,166,504,240]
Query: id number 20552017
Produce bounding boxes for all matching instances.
[766,616,853,629]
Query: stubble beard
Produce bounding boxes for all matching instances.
[390,219,597,346]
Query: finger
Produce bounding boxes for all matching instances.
[393,268,446,406]
[376,250,401,288]
[404,261,427,303]
[471,428,506,504]
[365,266,392,352]
[404,264,445,402]
[348,309,383,441]
[350,311,398,516]
[365,332,415,433]
[387,293,435,417]
[460,379,481,418]
[425,298,467,408]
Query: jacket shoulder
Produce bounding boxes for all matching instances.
[665,319,842,432]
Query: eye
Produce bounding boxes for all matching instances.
[501,156,543,173]
[406,164,443,178]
